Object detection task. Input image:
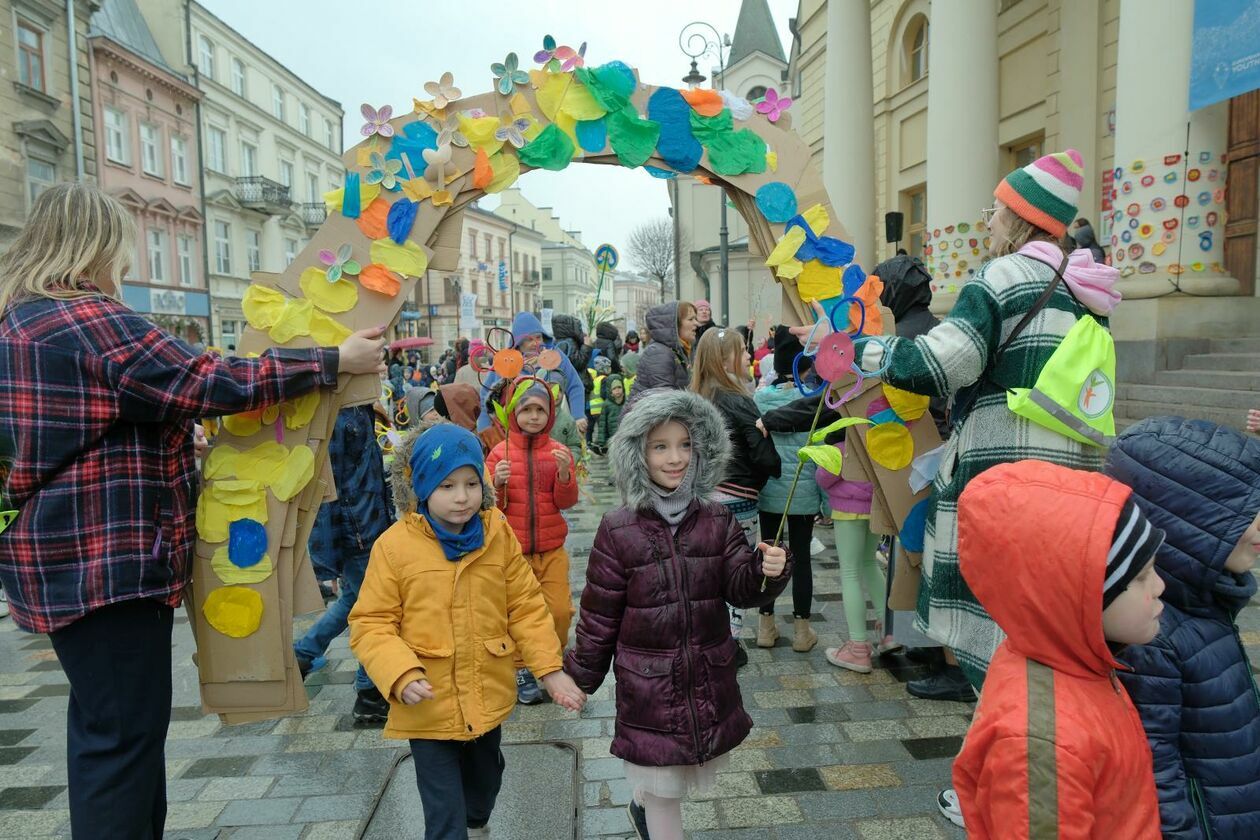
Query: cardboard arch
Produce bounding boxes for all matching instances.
[191,58,883,719]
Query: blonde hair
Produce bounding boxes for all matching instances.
[0,183,136,316]
[689,328,748,402]
[990,205,1069,258]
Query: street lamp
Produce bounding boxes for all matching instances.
[679,21,731,326]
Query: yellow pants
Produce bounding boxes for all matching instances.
[515,547,574,669]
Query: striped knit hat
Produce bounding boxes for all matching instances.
[1103,495,1165,608]
[994,149,1085,238]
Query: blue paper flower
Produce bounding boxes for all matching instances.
[491,53,530,96]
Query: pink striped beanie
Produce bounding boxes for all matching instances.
[993,149,1085,238]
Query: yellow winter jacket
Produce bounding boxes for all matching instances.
[349,510,564,740]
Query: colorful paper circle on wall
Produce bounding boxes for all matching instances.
[1191,261,1205,271]
[755,182,798,223]
[203,586,264,638]
[211,547,274,585]
[1199,231,1213,251]
[1140,174,1155,187]
[867,423,914,470]
[1214,188,1225,204]
[1198,191,1211,206]
[1128,218,1139,230]
[958,222,970,233]
[227,518,267,568]
[1206,211,1218,226]
[1121,181,1133,194]
[1163,171,1178,184]
[1138,261,1156,274]
[1161,229,1177,244]
[1128,243,1144,260]
[1163,154,1182,166]
[1174,194,1190,208]
[1126,203,1140,217]
[1152,241,1167,256]
[1163,218,1179,231]
[1186,215,1200,228]
[1121,230,1133,243]
[1187,168,1201,181]
[1150,197,1166,212]
[1131,159,1145,172]
[1138,223,1153,239]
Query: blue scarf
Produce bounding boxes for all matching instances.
[420,502,485,561]
[409,425,487,561]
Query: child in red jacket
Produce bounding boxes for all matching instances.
[486,381,578,705]
[952,460,1165,838]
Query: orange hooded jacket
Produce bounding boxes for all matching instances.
[484,384,578,555]
[953,460,1160,840]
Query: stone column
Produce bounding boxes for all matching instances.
[925,0,999,294]
[823,0,875,269]
[1111,0,1236,297]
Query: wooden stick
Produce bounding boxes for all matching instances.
[761,393,828,592]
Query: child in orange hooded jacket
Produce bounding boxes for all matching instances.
[952,460,1165,839]
[485,380,579,705]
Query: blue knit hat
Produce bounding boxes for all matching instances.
[409,424,484,505]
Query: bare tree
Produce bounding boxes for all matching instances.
[628,218,687,300]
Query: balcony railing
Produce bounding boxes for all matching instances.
[298,202,327,227]
[235,177,292,215]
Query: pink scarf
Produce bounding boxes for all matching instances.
[1018,241,1121,316]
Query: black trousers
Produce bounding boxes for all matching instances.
[759,512,815,618]
[49,599,173,840]
[410,726,505,839]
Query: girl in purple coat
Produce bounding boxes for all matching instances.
[564,390,789,839]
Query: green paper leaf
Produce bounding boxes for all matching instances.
[493,402,509,429]
[809,416,872,444]
[505,380,532,413]
[518,124,575,171]
[798,444,844,475]
[606,106,661,168]
[575,65,633,112]
[688,108,767,176]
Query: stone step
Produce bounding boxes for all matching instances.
[1153,368,1260,391]
[1116,383,1256,411]
[1179,352,1260,372]
[1210,337,1260,355]
[1113,400,1247,432]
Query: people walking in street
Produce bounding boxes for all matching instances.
[350,424,585,840]
[691,328,781,663]
[1104,417,1260,838]
[294,405,395,722]
[753,327,824,654]
[477,312,588,436]
[0,183,388,839]
[564,390,789,840]
[620,331,641,387]
[587,355,613,448]
[951,461,1164,838]
[630,301,699,399]
[694,298,720,344]
[593,374,627,455]
[485,382,579,705]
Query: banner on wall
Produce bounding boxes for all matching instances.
[459,292,479,331]
[1190,0,1260,110]
[540,308,554,336]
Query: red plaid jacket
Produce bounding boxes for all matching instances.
[0,292,338,633]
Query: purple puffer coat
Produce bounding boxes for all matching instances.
[564,390,791,767]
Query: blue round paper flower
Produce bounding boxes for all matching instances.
[491,53,530,96]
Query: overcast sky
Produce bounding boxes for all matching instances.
[202,0,796,255]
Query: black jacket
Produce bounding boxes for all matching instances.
[711,389,780,493]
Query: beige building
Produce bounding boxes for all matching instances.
[412,204,543,352]
[610,269,662,335]
[1,0,98,250]
[136,0,343,349]
[781,0,1260,429]
[492,187,597,316]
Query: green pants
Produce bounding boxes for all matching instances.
[833,518,886,642]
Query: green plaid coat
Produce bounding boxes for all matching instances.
[866,252,1107,685]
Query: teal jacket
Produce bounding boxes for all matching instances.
[754,383,824,516]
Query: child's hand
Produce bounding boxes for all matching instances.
[758,542,788,578]
[400,679,435,705]
[553,448,573,481]
[494,459,511,487]
[541,671,586,712]
[1248,409,1260,433]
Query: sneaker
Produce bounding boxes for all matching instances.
[809,536,826,555]
[466,826,491,839]
[318,580,336,605]
[937,787,965,827]
[294,655,312,681]
[626,799,650,839]
[0,590,9,619]
[352,687,389,723]
[907,665,977,702]
[825,641,873,673]
[875,635,904,655]
[516,668,544,705]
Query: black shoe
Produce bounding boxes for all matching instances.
[295,655,312,681]
[902,646,946,668]
[626,800,650,839]
[353,687,390,722]
[906,665,976,702]
[734,639,749,669]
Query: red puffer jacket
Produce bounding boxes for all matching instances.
[484,395,577,555]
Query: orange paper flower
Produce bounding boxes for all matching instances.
[473,148,493,189]
[355,198,391,240]
[359,263,401,297]
[681,88,724,117]
[851,275,885,335]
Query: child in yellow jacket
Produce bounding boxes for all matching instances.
[350,424,585,839]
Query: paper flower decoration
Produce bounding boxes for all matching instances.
[422,142,452,185]
[534,35,587,72]
[755,88,792,123]
[365,151,402,191]
[424,72,462,110]
[436,115,468,148]
[494,117,533,149]
[360,104,395,138]
[317,244,361,282]
[491,53,530,96]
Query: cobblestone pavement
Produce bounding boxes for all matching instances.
[0,457,1255,838]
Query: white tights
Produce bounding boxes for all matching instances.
[636,789,684,839]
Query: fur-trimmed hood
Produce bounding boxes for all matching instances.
[389,419,496,517]
[608,389,729,513]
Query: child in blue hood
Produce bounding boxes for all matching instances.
[476,312,587,436]
[1105,417,1260,839]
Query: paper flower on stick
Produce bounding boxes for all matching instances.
[365,152,402,191]
[422,142,452,184]
[436,115,468,148]
[534,35,587,72]
[424,72,462,110]
[755,88,792,123]
[492,53,531,96]
[360,104,395,138]
[317,244,361,282]
[472,326,565,390]
[495,116,533,149]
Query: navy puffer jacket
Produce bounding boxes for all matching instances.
[1105,417,1260,839]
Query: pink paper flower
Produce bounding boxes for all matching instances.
[360,104,395,138]
[755,88,792,123]
[533,35,587,72]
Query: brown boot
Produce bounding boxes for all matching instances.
[756,614,779,648]
[792,618,818,652]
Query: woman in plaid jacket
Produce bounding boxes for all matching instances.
[0,184,387,839]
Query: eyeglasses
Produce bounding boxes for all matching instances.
[980,206,999,225]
